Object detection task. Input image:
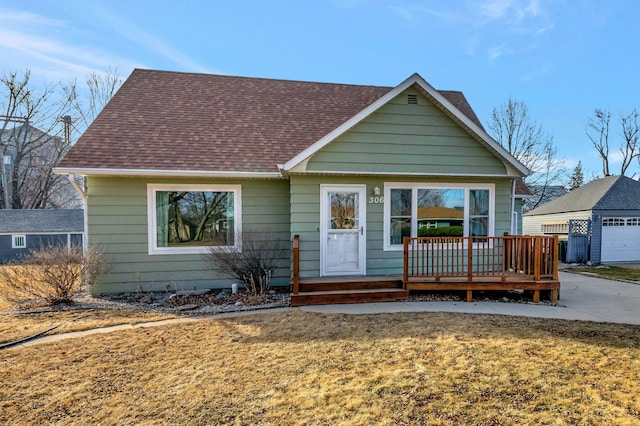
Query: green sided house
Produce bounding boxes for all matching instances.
[55,69,559,304]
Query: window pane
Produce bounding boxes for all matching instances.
[390,189,411,216]
[156,191,234,248]
[330,191,358,229]
[469,189,489,237]
[390,189,411,244]
[470,190,489,216]
[417,189,464,236]
[470,217,488,237]
[390,217,411,245]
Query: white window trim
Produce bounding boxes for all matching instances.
[383,182,495,251]
[12,234,26,249]
[147,183,242,255]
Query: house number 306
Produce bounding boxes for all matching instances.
[369,196,384,204]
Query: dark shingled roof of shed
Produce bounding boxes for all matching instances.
[58,69,485,173]
[524,175,640,216]
[0,209,84,233]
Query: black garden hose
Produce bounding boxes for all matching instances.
[0,314,89,350]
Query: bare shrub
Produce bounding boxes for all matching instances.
[203,229,287,296]
[0,245,104,306]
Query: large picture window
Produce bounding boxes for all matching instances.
[148,184,241,255]
[384,183,493,250]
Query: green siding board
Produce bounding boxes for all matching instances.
[87,176,291,294]
[367,111,453,126]
[342,121,470,136]
[317,138,493,155]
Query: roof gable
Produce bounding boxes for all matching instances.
[303,87,508,176]
[284,73,529,177]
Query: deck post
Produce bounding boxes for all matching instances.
[292,235,300,294]
[553,235,559,280]
[467,236,473,281]
[534,236,541,282]
[403,237,409,289]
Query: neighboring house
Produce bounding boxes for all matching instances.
[0,209,84,263]
[55,69,531,294]
[523,175,640,263]
[0,124,81,209]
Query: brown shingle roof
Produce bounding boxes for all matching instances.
[58,69,485,174]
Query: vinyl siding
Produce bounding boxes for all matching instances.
[522,211,592,237]
[306,88,507,175]
[290,175,514,278]
[0,233,82,263]
[87,176,291,294]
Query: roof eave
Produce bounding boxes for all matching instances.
[53,167,285,179]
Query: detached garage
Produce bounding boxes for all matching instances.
[523,175,640,264]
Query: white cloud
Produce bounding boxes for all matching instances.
[0,5,213,82]
[96,8,212,74]
[479,0,514,20]
[384,1,553,63]
[0,8,138,81]
[487,43,512,60]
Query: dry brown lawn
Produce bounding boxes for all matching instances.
[0,265,179,344]
[1,310,639,425]
[0,309,179,345]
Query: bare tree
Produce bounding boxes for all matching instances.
[619,109,639,177]
[63,66,123,136]
[488,97,564,211]
[0,70,77,209]
[0,68,123,210]
[586,108,640,177]
[586,109,611,177]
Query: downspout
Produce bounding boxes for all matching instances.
[68,174,88,254]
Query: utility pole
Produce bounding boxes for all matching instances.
[0,115,28,209]
[60,115,72,146]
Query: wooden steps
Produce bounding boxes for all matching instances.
[290,276,409,306]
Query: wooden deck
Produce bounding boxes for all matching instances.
[290,235,560,306]
[290,275,408,306]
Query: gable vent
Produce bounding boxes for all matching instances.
[407,94,418,105]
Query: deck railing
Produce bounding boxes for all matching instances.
[403,235,559,283]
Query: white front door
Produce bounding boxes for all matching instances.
[320,185,366,276]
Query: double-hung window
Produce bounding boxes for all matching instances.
[148,184,241,255]
[384,183,493,250]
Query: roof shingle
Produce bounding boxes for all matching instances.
[0,209,84,233]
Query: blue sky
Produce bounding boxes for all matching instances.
[1,0,638,180]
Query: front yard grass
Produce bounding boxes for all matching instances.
[1,310,639,425]
[0,309,179,345]
[564,264,640,282]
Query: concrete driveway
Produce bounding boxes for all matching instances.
[301,271,640,325]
